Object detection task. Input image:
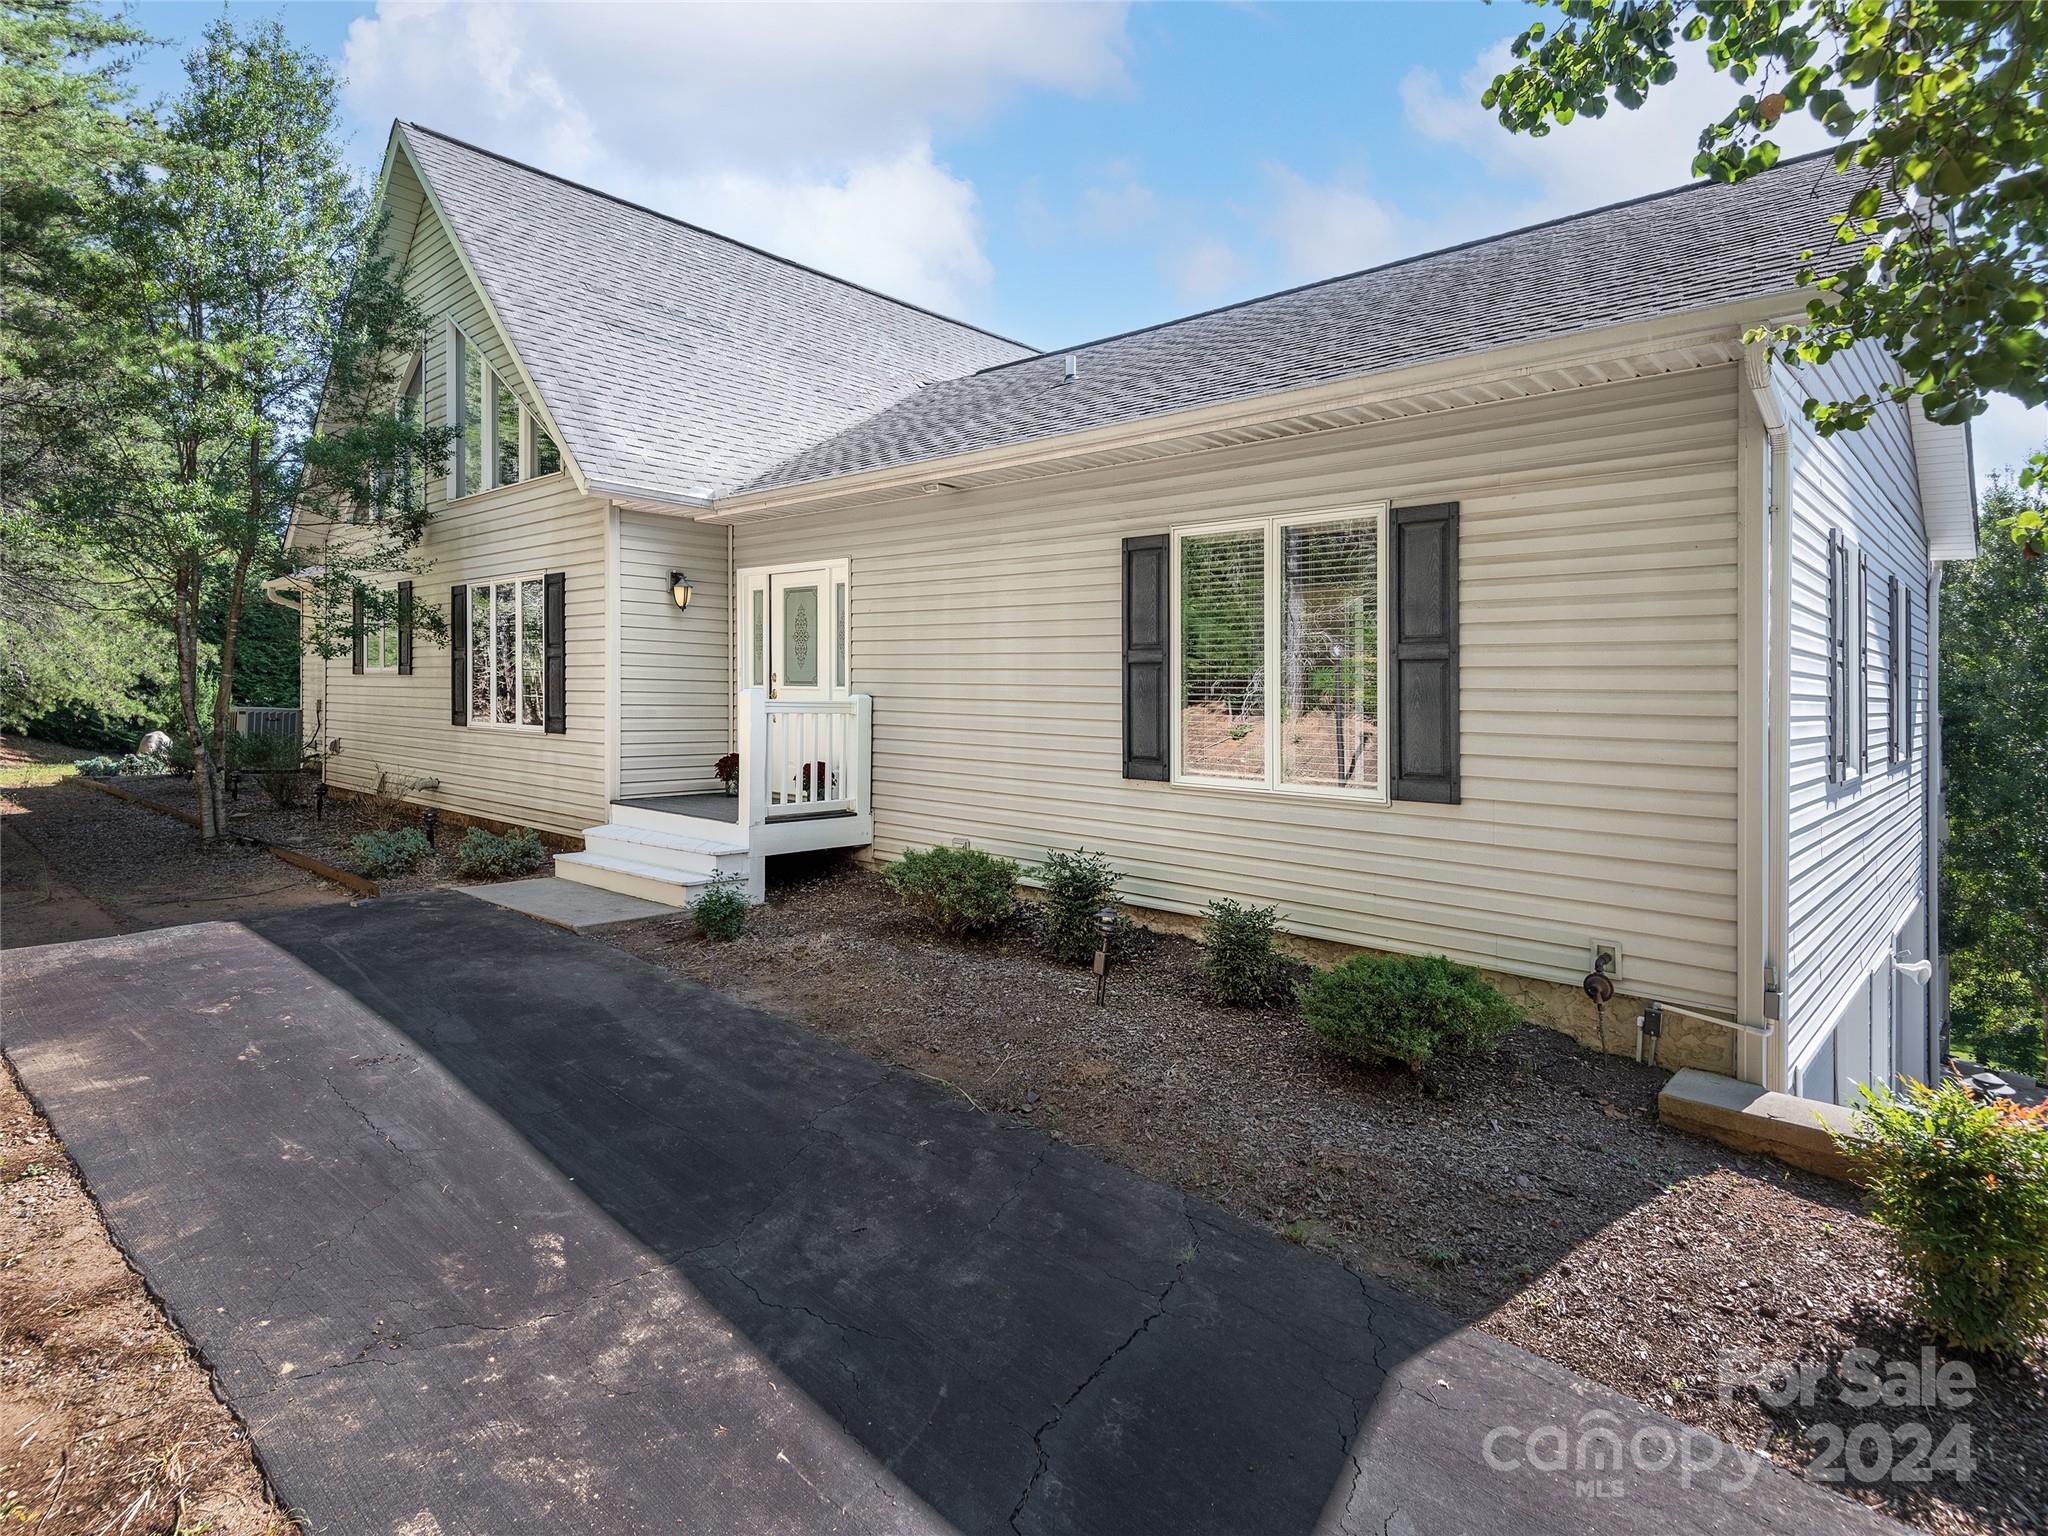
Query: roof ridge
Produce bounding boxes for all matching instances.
[973,143,1847,375]
[398,121,1035,355]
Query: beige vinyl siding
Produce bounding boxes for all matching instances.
[302,159,607,837]
[735,365,1744,1012]
[1774,342,1930,1071]
[315,476,609,836]
[617,510,731,796]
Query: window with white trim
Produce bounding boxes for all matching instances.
[364,598,400,673]
[1171,506,1387,799]
[447,325,564,499]
[465,577,546,728]
[455,328,484,497]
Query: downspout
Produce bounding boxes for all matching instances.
[727,523,737,755]
[1925,566,1946,1077]
[1746,344,1794,1091]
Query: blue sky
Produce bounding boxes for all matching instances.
[126,1,2043,488]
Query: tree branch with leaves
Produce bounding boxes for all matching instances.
[1486,0,2048,548]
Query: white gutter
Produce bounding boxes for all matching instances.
[261,570,318,612]
[589,481,716,512]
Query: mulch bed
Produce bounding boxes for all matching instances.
[112,773,553,894]
[0,1061,287,1534]
[609,858,2047,1536]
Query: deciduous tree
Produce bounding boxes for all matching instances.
[30,18,443,836]
[1942,472,2048,1073]
[1487,0,2048,548]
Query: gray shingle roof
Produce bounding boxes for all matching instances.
[398,124,1033,501]
[739,150,1859,496]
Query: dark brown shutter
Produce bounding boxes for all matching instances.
[1390,502,1460,804]
[1898,585,1913,761]
[351,588,365,674]
[1887,574,1901,764]
[397,580,414,676]
[449,584,467,725]
[1121,534,1169,780]
[543,571,566,735]
[1857,548,1869,771]
[1826,530,1842,783]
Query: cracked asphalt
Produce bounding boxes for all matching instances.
[2,893,1907,1535]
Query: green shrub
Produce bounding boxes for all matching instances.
[455,825,548,879]
[1031,847,1123,964]
[349,825,431,878]
[1202,898,1284,1006]
[885,846,1019,935]
[1299,952,1520,1072]
[228,731,306,771]
[1835,1079,2048,1355]
[230,732,312,809]
[692,871,750,941]
[73,752,168,778]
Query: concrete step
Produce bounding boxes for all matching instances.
[578,821,748,878]
[554,850,714,909]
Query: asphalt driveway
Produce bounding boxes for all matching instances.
[1,893,1903,1535]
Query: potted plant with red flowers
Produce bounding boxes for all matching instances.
[715,752,740,796]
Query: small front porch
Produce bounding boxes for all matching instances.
[557,688,874,908]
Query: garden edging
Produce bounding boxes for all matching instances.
[74,776,380,898]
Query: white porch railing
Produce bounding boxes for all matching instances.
[737,688,871,827]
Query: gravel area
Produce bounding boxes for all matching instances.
[3,769,341,951]
[609,858,2048,1536]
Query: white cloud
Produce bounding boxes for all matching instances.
[1080,160,1159,239]
[1398,37,1836,229]
[675,145,991,308]
[1970,393,2048,496]
[1262,164,1405,282]
[1167,238,1251,304]
[342,0,1131,314]
[1182,35,1848,323]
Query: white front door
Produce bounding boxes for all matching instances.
[739,561,849,701]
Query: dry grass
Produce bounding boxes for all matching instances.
[0,736,81,796]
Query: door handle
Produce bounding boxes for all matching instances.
[769,670,778,700]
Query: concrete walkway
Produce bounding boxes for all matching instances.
[1,894,1904,1536]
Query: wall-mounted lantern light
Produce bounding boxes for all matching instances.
[669,570,693,611]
